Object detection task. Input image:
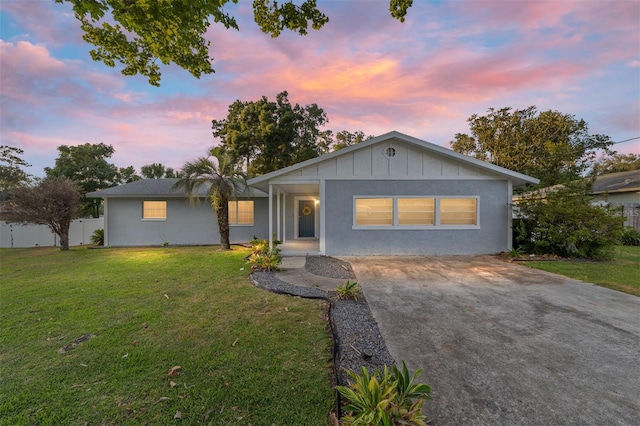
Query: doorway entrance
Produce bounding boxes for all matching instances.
[298,199,315,238]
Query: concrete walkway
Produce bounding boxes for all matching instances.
[345,255,640,426]
[275,257,345,291]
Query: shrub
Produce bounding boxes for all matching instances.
[247,238,282,271]
[336,361,431,426]
[619,227,640,246]
[90,229,104,245]
[515,181,624,259]
[335,280,361,301]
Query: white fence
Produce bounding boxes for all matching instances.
[0,218,104,248]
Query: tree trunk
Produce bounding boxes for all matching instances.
[59,227,70,251]
[214,195,231,250]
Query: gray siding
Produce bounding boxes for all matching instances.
[105,197,269,246]
[324,180,509,255]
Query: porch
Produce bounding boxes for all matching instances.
[279,238,321,257]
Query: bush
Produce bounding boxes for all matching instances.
[247,238,282,271]
[90,229,104,246]
[619,227,640,246]
[336,361,431,426]
[515,181,624,259]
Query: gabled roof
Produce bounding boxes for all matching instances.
[247,131,539,189]
[592,170,640,194]
[87,178,267,198]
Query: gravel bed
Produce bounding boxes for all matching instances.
[250,261,394,389]
[305,255,356,280]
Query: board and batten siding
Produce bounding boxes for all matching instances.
[275,140,497,180]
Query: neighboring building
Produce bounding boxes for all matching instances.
[89,131,539,255]
[591,170,640,230]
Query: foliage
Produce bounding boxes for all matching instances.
[333,130,374,151]
[591,153,640,175]
[515,181,624,259]
[212,91,333,175]
[173,146,246,250]
[335,280,361,301]
[0,145,33,201]
[90,228,104,245]
[247,238,282,271]
[526,246,640,296]
[337,361,431,426]
[619,227,640,246]
[4,177,81,251]
[0,246,333,424]
[506,246,525,259]
[44,143,138,218]
[57,0,412,86]
[450,106,614,187]
[141,163,182,179]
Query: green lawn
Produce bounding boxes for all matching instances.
[0,246,334,425]
[525,246,640,296]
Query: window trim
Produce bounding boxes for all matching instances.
[142,200,167,221]
[228,200,255,226]
[353,196,480,230]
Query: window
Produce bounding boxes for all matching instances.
[398,198,435,225]
[143,201,167,220]
[229,200,254,225]
[355,198,393,226]
[353,196,478,228]
[440,198,477,225]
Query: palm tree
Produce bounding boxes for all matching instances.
[173,147,246,250]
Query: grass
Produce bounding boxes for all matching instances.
[0,246,334,425]
[525,245,640,296]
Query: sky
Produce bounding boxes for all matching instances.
[1,0,639,178]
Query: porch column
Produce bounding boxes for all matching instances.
[268,184,273,250]
[282,193,286,243]
[277,188,281,242]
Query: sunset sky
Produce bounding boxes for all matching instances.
[1,0,639,178]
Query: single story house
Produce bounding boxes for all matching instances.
[89,131,539,255]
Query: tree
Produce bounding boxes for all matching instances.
[5,177,81,251]
[212,91,332,176]
[173,146,246,250]
[45,143,136,218]
[515,181,624,259]
[0,146,33,201]
[332,130,373,151]
[141,163,182,179]
[57,0,413,86]
[451,107,614,187]
[592,153,640,175]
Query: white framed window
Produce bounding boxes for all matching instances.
[398,198,435,226]
[355,198,393,226]
[229,200,254,225]
[353,196,479,229]
[142,200,167,220]
[440,198,477,225]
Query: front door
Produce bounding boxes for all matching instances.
[298,200,315,238]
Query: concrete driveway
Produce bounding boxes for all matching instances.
[345,255,640,426]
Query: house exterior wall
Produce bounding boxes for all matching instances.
[277,139,497,180]
[105,197,269,246]
[323,179,509,256]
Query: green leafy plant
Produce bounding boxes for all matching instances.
[506,246,525,259]
[619,227,640,246]
[90,228,104,245]
[515,181,624,259]
[335,280,361,301]
[247,238,282,271]
[337,361,431,426]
